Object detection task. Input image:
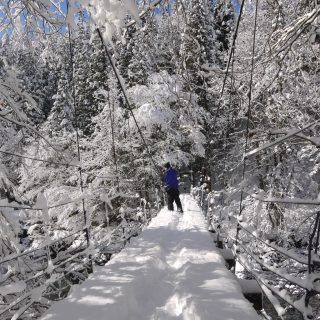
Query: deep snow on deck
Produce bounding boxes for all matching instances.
[41,194,259,320]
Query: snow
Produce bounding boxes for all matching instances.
[41,195,259,320]
[66,1,133,39]
[0,280,26,295]
[35,192,50,223]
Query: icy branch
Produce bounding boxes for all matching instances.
[270,6,320,57]
[245,120,320,158]
[250,194,320,206]
[268,129,320,147]
[125,0,163,28]
[0,281,26,295]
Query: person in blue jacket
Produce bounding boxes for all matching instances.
[162,162,183,213]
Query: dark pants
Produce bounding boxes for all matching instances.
[166,188,183,212]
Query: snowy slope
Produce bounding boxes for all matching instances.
[41,195,259,320]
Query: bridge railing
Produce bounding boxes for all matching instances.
[0,186,162,320]
[193,184,320,320]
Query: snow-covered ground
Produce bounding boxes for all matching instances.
[41,194,259,320]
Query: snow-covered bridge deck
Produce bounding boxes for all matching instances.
[41,195,259,320]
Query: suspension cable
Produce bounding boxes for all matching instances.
[236,0,259,244]
[96,28,162,177]
[108,89,120,191]
[213,0,246,125]
[226,48,236,136]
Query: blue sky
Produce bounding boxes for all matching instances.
[232,0,241,13]
[0,0,241,40]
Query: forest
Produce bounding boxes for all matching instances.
[0,0,319,319]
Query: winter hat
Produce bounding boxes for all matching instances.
[164,162,171,169]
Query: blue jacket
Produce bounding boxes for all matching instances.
[163,167,179,190]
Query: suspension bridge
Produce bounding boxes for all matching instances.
[0,1,319,320]
[39,195,260,320]
[0,179,319,320]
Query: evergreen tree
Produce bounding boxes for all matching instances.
[73,25,110,136]
[0,36,59,125]
[48,65,74,136]
[118,31,134,81]
[213,0,235,66]
[126,15,159,87]
[72,23,92,135]
[180,0,208,98]
[89,31,109,101]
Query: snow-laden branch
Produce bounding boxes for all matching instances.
[268,129,320,147]
[10,289,42,320]
[249,193,320,206]
[259,283,287,320]
[270,6,320,57]
[0,67,40,119]
[0,0,143,40]
[125,0,163,28]
[21,0,65,25]
[201,64,226,76]
[0,281,26,295]
[69,0,141,41]
[0,0,66,36]
[0,290,33,318]
[245,120,320,158]
[0,149,79,168]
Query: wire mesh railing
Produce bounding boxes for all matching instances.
[193,178,320,320]
[0,186,162,320]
